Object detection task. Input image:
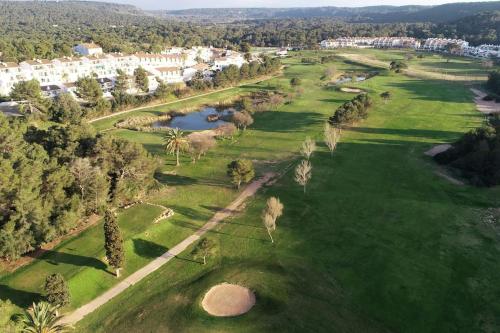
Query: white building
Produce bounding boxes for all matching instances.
[320,37,419,49]
[73,43,104,56]
[0,43,246,97]
[422,38,469,52]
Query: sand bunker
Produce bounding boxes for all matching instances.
[201,283,255,317]
[340,87,364,93]
[471,88,500,114]
[424,144,452,157]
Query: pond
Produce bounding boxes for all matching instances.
[335,76,366,84]
[152,107,233,131]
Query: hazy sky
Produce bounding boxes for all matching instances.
[114,0,494,10]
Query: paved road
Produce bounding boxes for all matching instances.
[60,172,275,325]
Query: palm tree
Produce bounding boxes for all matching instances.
[164,128,189,166]
[19,302,71,333]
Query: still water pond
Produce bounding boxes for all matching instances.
[152,107,232,131]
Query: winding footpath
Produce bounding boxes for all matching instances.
[60,172,276,325]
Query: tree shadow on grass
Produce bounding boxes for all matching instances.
[252,111,324,133]
[132,239,168,259]
[155,173,198,186]
[0,284,41,308]
[27,250,107,271]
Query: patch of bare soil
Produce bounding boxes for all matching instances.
[471,88,500,114]
[424,144,452,157]
[201,283,256,317]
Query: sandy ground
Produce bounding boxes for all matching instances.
[424,144,452,157]
[340,87,364,93]
[471,88,500,114]
[201,283,256,317]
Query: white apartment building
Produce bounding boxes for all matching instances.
[73,43,104,56]
[463,44,500,58]
[0,44,247,97]
[422,38,469,51]
[320,37,420,49]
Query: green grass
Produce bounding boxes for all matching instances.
[2,49,500,332]
[74,52,500,332]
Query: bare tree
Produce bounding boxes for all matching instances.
[324,123,341,157]
[261,197,284,243]
[324,66,336,79]
[294,160,312,193]
[262,212,276,243]
[188,134,217,163]
[231,111,254,130]
[300,137,316,160]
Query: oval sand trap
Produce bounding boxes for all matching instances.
[202,283,255,317]
[340,87,364,93]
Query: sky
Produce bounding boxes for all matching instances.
[112,0,495,10]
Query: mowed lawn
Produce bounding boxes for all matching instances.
[74,53,500,332]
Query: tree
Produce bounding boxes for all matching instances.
[154,79,171,100]
[103,210,124,277]
[48,93,83,124]
[262,197,284,243]
[114,69,129,94]
[191,238,216,265]
[134,67,149,93]
[44,273,70,309]
[231,111,254,130]
[76,76,102,104]
[294,160,312,193]
[269,94,284,109]
[10,79,47,114]
[389,60,407,73]
[324,123,340,157]
[324,66,336,79]
[300,137,316,160]
[188,134,216,163]
[19,302,70,333]
[290,77,301,86]
[164,128,189,166]
[380,91,392,103]
[227,159,255,189]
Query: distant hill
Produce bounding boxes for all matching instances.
[155,1,500,23]
[449,11,500,45]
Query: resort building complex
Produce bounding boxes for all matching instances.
[320,37,500,59]
[0,44,246,97]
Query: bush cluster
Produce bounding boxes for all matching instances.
[328,94,373,126]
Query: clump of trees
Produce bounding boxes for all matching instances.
[328,94,372,126]
[227,159,255,188]
[486,70,500,96]
[290,77,302,86]
[262,197,284,243]
[0,114,158,260]
[434,124,500,186]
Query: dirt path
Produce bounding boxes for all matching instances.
[471,88,500,114]
[59,172,276,325]
[88,75,278,125]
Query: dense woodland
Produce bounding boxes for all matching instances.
[0,1,499,62]
[0,113,159,260]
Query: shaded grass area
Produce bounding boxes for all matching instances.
[75,52,500,332]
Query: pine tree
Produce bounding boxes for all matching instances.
[44,273,70,309]
[103,210,124,277]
